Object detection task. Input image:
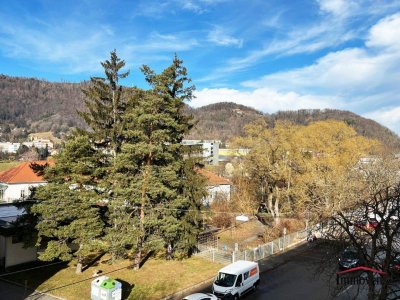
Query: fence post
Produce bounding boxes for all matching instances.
[212,249,215,262]
[279,238,281,251]
[271,241,273,254]
[244,250,247,261]
[232,251,235,263]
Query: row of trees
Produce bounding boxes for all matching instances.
[232,118,380,224]
[31,51,207,273]
[230,118,400,299]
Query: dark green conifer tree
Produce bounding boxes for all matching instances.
[78,50,129,155]
[109,56,206,268]
[32,134,106,274]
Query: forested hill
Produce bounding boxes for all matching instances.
[270,109,400,150]
[1,75,399,150]
[188,104,400,150]
[184,102,263,142]
[0,75,86,137]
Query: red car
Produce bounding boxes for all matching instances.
[353,218,379,230]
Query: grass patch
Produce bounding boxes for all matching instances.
[0,161,21,172]
[3,255,222,300]
[217,219,265,249]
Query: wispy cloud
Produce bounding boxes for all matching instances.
[133,0,227,17]
[207,26,242,47]
[0,13,198,74]
[317,0,360,18]
[200,0,400,82]
[219,13,400,134]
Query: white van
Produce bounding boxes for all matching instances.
[212,260,260,299]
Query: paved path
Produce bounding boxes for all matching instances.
[0,279,61,300]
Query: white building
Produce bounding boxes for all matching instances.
[0,203,38,269]
[0,161,48,203]
[198,168,231,206]
[0,142,21,154]
[182,140,220,165]
[24,138,54,150]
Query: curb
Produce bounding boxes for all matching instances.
[162,238,308,300]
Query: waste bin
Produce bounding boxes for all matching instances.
[91,276,122,300]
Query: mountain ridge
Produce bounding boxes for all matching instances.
[1,75,399,150]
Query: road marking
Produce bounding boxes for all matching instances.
[338,285,353,296]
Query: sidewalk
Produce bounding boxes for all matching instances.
[163,240,311,300]
[0,278,63,300]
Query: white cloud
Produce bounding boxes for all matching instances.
[207,27,243,47]
[364,106,400,135]
[317,0,359,17]
[243,13,400,100]
[367,13,400,49]
[193,87,339,112]
[196,13,400,135]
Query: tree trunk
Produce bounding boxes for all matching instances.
[274,187,281,225]
[134,123,153,270]
[76,256,83,274]
[134,237,142,270]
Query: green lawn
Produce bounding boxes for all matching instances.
[3,255,222,300]
[0,161,21,172]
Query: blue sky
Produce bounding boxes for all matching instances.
[1,0,400,135]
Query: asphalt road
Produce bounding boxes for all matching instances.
[198,243,367,300]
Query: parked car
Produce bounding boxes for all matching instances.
[353,218,379,230]
[368,218,379,229]
[182,293,218,300]
[338,247,364,270]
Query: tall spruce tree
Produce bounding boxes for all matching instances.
[79,50,129,155]
[32,134,106,274]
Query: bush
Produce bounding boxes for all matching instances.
[209,198,232,228]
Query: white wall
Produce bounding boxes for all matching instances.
[2,182,46,203]
[5,236,37,268]
[203,184,231,206]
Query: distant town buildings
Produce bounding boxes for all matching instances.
[182,140,220,165]
[0,138,54,154]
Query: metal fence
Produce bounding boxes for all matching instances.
[194,226,316,265]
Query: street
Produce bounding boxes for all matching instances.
[197,242,400,300]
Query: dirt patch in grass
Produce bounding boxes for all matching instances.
[216,218,306,250]
[217,219,266,250]
[2,255,223,300]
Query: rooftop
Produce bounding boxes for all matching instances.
[0,161,48,184]
[197,168,231,186]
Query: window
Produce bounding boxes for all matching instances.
[244,271,249,280]
[0,189,3,201]
[21,189,26,199]
[235,274,243,287]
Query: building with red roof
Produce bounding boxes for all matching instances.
[197,168,232,206]
[0,161,48,203]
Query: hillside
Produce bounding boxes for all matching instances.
[185,102,263,142]
[0,75,86,141]
[1,75,399,150]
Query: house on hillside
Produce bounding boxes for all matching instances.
[0,161,48,203]
[198,168,232,206]
[0,203,37,270]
